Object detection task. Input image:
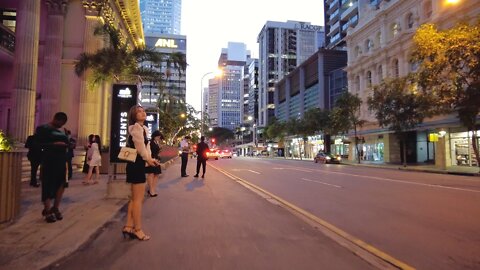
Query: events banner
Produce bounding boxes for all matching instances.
[110,84,138,162]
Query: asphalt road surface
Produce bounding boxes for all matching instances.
[210,157,480,270]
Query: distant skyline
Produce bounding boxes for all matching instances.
[180,0,325,111]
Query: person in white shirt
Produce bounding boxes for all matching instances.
[180,135,191,177]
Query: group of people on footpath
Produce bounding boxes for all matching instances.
[179,135,210,178]
[25,105,211,242]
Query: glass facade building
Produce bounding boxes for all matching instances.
[140,0,182,35]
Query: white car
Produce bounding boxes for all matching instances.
[206,149,220,160]
[219,149,233,159]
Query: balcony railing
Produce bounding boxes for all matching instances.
[0,24,15,54]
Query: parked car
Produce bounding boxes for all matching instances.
[206,149,220,160]
[219,149,233,159]
[314,152,341,164]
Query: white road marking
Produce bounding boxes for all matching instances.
[231,169,260,174]
[302,167,480,194]
[301,178,342,188]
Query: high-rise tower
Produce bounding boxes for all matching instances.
[140,0,182,35]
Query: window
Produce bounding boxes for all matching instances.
[365,39,374,52]
[392,59,399,78]
[424,1,432,19]
[391,23,400,38]
[366,71,372,87]
[355,76,360,92]
[377,65,383,82]
[376,31,382,48]
[354,46,361,57]
[406,13,414,29]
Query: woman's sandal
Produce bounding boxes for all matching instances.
[132,229,150,241]
[122,226,134,239]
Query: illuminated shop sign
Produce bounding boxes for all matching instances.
[110,84,138,162]
[145,112,158,139]
[155,38,178,48]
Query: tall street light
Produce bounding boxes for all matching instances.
[200,70,222,135]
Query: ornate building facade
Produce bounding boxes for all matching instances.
[0,0,143,145]
[345,0,480,167]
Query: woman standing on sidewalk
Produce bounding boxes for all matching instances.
[123,105,159,241]
[83,135,101,185]
[145,130,164,197]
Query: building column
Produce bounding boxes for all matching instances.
[299,66,305,115]
[78,3,104,145]
[10,0,41,141]
[39,0,68,125]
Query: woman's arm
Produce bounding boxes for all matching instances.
[130,124,150,161]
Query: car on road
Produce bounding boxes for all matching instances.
[219,149,233,159]
[206,149,220,160]
[314,152,341,164]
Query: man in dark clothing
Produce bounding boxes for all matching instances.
[25,134,42,187]
[194,136,210,178]
[36,112,69,223]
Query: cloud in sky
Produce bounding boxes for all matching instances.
[181,0,325,111]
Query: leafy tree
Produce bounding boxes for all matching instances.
[368,76,431,167]
[158,98,200,145]
[411,21,480,169]
[205,127,235,147]
[334,91,365,163]
[75,23,186,88]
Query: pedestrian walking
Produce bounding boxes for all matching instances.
[25,134,42,187]
[180,135,191,177]
[83,135,101,185]
[194,136,210,178]
[82,134,95,174]
[64,129,76,180]
[35,112,69,223]
[122,105,159,241]
[145,130,164,197]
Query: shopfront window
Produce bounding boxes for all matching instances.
[361,137,384,162]
[450,130,480,167]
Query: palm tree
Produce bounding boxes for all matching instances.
[75,23,186,87]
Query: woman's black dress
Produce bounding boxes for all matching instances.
[145,140,162,175]
[126,130,148,184]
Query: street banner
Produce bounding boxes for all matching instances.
[110,84,138,162]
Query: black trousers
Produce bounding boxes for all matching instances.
[29,159,40,185]
[181,152,189,176]
[196,159,206,176]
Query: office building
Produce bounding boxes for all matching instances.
[140,0,182,35]
[140,34,187,109]
[208,42,249,131]
[324,0,359,49]
[257,20,324,127]
[345,0,480,167]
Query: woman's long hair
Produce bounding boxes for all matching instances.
[128,105,143,125]
[94,135,102,150]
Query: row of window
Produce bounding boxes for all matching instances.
[351,1,433,60]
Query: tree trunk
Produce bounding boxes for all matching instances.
[402,135,407,168]
[354,127,361,164]
[471,129,480,172]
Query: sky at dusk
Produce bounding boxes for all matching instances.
[181,0,325,111]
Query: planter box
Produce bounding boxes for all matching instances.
[0,151,23,223]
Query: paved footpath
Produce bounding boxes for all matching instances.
[1,158,381,270]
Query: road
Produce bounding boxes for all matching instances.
[209,157,480,270]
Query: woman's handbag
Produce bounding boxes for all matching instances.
[118,146,137,162]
